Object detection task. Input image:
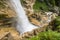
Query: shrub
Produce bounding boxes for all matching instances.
[28,30,60,40]
[55,16,60,26]
[33,0,49,11]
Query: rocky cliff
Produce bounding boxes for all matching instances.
[22,0,36,14]
[0,0,59,40]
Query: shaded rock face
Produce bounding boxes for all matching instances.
[44,0,52,7]
[38,0,44,2]
[23,0,36,14]
[55,0,60,7]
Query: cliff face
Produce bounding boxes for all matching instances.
[23,0,36,14]
[0,0,57,28]
[36,0,60,14]
[22,0,60,15]
[0,0,58,40]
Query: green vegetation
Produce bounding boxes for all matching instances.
[33,0,49,11]
[28,30,60,40]
[33,0,60,12]
[50,0,56,7]
[54,16,60,26]
[0,0,60,40]
[53,16,60,30]
[28,16,60,40]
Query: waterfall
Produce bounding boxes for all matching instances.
[7,0,38,34]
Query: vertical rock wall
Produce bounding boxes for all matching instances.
[23,0,36,14]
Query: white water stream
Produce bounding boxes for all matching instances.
[7,0,38,34]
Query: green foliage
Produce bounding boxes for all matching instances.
[33,0,60,12]
[54,16,60,27]
[57,25,60,29]
[28,30,60,40]
[33,0,49,11]
[49,0,56,7]
[53,16,60,30]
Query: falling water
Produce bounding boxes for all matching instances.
[7,0,38,34]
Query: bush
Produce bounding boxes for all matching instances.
[55,16,60,26]
[33,0,49,11]
[28,30,60,40]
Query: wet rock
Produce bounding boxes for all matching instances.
[23,0,36,14]
[0,32,14,40]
